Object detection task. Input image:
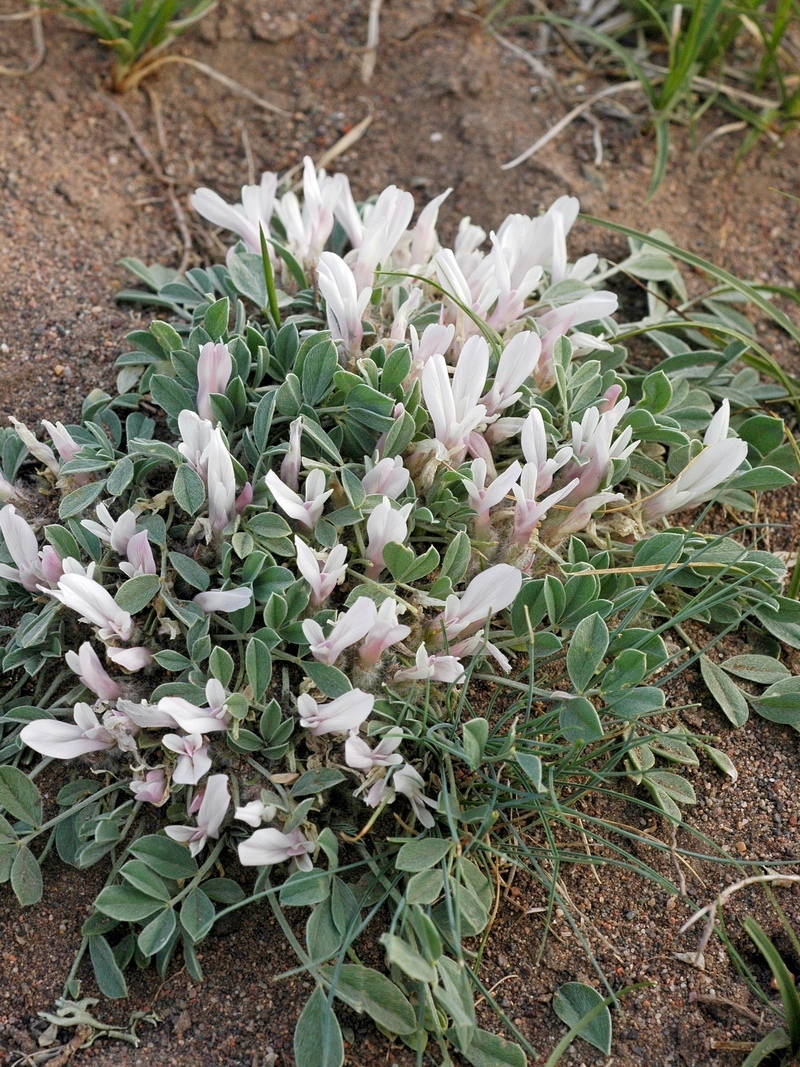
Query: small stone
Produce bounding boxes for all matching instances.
[53,364,64,376]
[790,815,797,827]
[251,10,299,42]
[735,841,747,855]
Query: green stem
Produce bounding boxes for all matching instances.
[260,228,282,329]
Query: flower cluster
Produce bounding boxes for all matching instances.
[0,158,762,887]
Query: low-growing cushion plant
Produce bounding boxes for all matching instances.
[1,161,799,1064]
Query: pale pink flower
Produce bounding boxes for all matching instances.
[130,769,169,807]
[294,537,347,605]
[81,503,138,555]
[266,468,332,530]
[9,416,59,474]
[393,643,464,683]
[317,252,371,353]
[178,411,214,479]
[408,322,455,378]
[106,646,153,671]
[238,826,315,871]
[520,408,572,493]
[158,678,230,734]
[281,418,303,492]
[480,331,542,418]
[163,733,212,786]
[349,185,415,289]
[274,157,339,267]
[440,564,523,641]
[235,798,277,827]
[196,342,233,424]
[463,459,521,534]
[345,726,404,772]
[361,457,410,499]
[193,586,253,613]
[20,702,115,759]
[119,530,156,579]
[41,420,82,462]
[297,688,374,736]
[207,427,236,534]
[302,596,377,665]
[46,573,134,642]
[559,397,636,505]
[40,545,65,584]
[190,172,278,253]
[409,188,451,267]
[65,642,122,702]
[0,470,21,503]
[365,498,413,578]
[165,773,230,857]
[389,287,422,342]
[422,347,488,465]
[393,764,437,828]
[0,504,45,592]
[359,599,411,666]
[543,491,625,540]
[512,466,580,545]
[116,698,176,729]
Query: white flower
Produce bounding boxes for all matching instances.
[163,733,212,785]
[158,678,230,734]
[359,598,411,666]
[266,468,332,530]
[196,341,233,424]
[520,408,572,493]
[0,470,21,503]
[297,688,374,736]
[119,530,156,579]
[422,347,488,465]
[349,185,415,289]
[281,418,303,492]
[512,466,579,544]
[165,774,230,857]
[294,537,348,605]
[65,642,122,702]
[9,416,59,474]
[130,769,168,807]
[238,827,315,871]
[178,411,215,479]
[441,565,523,640]
[480,331,542,417]
[302,596,377,665]
[45,573,134,642]
[361,457,410,499]
[206,427,236,535]
[365,497,413,578]
[394,643,465,683]
[106,646,153,671]
[234,798,277,828]
[41,420,82,462]
[345,726,404,772]
[81,503,138,555]
[317,252,371,353]
[463,459,521,533]
[643,406,748,520]
[193,587,253,613]
[20,702,115,759]
[190,172,278,253]
[0,504,45,592]
[544,491,625,539]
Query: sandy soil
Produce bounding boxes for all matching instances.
[1,1,800,1064]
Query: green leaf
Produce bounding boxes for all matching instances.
[744,919,800,1053]
[395,838,452,873]
[552,982,612,1055]
[0,767,42,826]
[567,613,609,691]
[280,869,331,907]
[700,655,749,727]
[515,753,543,792]
[721,654,791,685]
[441,530,471,585]
[559,697,604,743]
[406,869,444,906]
[323,965,417,1036]
[128,835,199,880]
[95,884,165,923]
[741,1028,792,1067]
[201,878,245,904]
[115,574,161,614]
[246,637,272,702]
[119,860,172,901]
[89,934,129,999]
[727,467,795,492]
[204,297,229,339]
[106,456,135,497]
[169,551,211,591]
[461,1028,527,1067]
[293,987,344,1067]
[58,480,106,521]
[180,888,215,943]
[11,845,42,906]
[380,933,437,983]
[304,661,352,699]
[608,686,665,720]
[138,908,177,956]
[149,374,196,420]
[462,718,489,770]
[173,464,206,516]
[291,768,347,797]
